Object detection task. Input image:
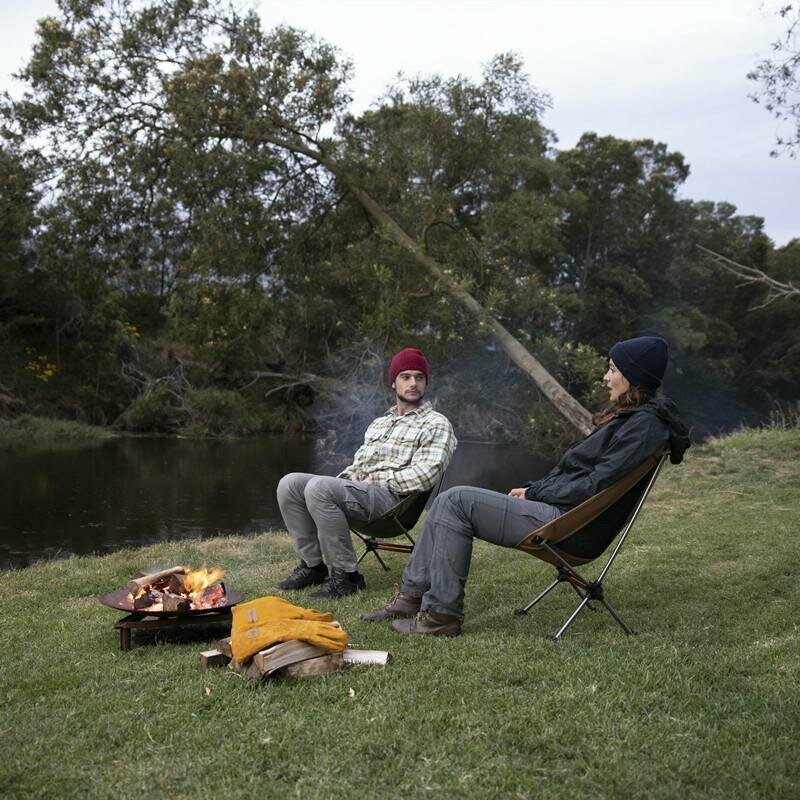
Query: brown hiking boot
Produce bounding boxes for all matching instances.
[360,592,421,622]
[391,609,462,637]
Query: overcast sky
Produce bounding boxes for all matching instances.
[2,0,798,246]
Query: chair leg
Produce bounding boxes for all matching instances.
[515,564,589,616]
[353,534,391,571]
[514,576,561,616]
[518,567,637,639]
[549,594,592,641]
[597,596,638,636]
[551,581,637,640]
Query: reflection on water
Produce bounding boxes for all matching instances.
[0,436,551,570]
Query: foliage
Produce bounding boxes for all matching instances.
[748,3,800,156]
[0,428,798,798]
[118,380,184,433]
[0,0,797,442]
[183,387,262,437]
[0,413,113,450]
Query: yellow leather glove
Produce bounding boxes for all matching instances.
[231,618,348,662]
[232,595,333,628]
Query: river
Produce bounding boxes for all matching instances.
[0,436,552,570]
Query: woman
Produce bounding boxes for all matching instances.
[360,335,690,636]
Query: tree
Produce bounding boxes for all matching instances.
[5,0,593,432]
[697,244,800,306]
[554,134,690,347]
[748,3,800,156]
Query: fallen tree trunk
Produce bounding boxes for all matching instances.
[238,129,594,436]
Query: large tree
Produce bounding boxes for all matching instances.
[4,0,593,432]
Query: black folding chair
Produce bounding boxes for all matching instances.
[351,472,445,570]
[514,449,669,641]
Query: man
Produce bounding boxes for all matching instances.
[275,347,457,598]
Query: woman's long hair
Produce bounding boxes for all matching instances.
[592,384,655,428]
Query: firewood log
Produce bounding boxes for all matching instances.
[244,661,265,682]
[217,637,233,658]
[200,649,230,668]
[162,592,190,613]
[227,656,251,674]
[167,573,186,594]
[127,566,186,596]
[133,591,158,610]
[278,652,344,679]
[253,641,328,675]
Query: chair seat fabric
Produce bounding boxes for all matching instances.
[517,450,665,565]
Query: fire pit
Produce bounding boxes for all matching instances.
[99,566,245,651]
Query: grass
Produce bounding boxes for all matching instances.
[0,414,114,451]
[1,427,798,799]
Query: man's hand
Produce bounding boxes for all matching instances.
[508,487,527,500]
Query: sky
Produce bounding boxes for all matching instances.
[2,0,798,246]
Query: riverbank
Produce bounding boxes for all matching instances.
[1,426,798,799]
[0,414,115,450]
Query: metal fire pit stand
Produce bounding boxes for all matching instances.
[100,584,244,650]
[114,609,233,651]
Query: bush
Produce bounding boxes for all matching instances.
[183,388,261,437]
[118,383,183,433]
[0,414,113,450]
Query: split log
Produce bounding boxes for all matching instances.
[228,658,250,675]
[127,566,186,596]
[133,591,158,610]
[200,649,230,668]
[244,661,265,682]
[278,652,344,679]
[167,573,186,594]
[162,592,190,613]
[216,637,233,658]
[227,656,251,675]
[253,640,328,675]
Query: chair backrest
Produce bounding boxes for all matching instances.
[517,450,667,566]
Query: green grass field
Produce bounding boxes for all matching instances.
[1,427,798,799]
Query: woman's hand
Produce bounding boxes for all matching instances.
[508,487,527,500]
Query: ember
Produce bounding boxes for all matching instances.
[127,565,228,613]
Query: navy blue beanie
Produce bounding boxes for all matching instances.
[609,336,668,392]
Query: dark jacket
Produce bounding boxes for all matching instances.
[524,397,690,512]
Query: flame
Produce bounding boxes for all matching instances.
[183,566,226,595]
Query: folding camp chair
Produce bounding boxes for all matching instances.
[514,449,669,641]
[351,472,446,570]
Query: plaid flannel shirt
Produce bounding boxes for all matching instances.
[338,402,457,495]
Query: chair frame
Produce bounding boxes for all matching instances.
[351,472,446,570]
[514,451,668,641]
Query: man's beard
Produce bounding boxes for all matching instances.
[396,390,424,406]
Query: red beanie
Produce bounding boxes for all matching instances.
[389,348,429,384]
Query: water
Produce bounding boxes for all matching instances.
[0,436,551,570]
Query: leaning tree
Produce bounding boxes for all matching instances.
[5,0,593,432]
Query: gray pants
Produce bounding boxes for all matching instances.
[400,486,562,620]
[276,473,400,572]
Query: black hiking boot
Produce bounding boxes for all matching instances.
[309,568,366,598]
[275,561,329,590]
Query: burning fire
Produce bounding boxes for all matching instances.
[128,565,227,612]
[183,566,225,596]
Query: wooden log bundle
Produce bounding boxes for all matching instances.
[200,637,389,681]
